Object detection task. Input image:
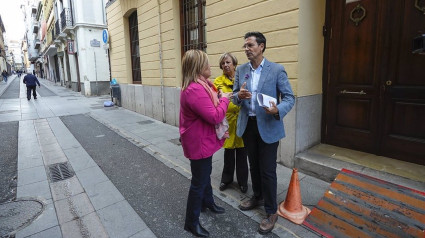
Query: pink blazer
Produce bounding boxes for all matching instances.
[179,82,229,160]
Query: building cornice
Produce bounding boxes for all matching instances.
[69,23,107,31]
[106,0,118,8]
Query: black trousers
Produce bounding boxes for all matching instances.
[185,156,214,226]
[242,119,279,214]
[221,148,248,186]
[27,86,37,99]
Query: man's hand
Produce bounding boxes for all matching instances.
[238,82,252,100]
[264,101,278,114]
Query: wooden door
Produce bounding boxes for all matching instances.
[379,1,425,164]
[324,0,381,154]
[324,0,425,165]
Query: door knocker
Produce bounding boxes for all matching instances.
[350,4,366,26]
[415,0,425,14]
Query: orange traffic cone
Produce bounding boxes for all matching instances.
[277,168,311,224]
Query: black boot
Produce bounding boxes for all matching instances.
[201,204,225,214]
[184,223,209,237]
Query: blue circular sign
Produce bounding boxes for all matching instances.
[102,29,108,44]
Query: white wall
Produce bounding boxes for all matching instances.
[53,0,109,95]
[75,27,109,95]
[24,0,40,61]
[73,0,106,25]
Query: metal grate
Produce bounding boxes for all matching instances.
[48,163,74,182]
[137,120,154,125]
[60,8,73,30]
[181,0,207,52]
[129,11,141,83]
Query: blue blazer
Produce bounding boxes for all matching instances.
[233,58,295,144]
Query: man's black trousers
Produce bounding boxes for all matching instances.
[27,86,37,99]
[242,118,279,214]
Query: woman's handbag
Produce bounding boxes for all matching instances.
[215,118,229,139]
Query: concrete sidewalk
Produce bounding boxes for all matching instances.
[0,74,16,96]
[1,76,329,237]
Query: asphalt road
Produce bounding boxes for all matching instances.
[61,114,279,238]
[36,81,57,97]
[0,121,18,203]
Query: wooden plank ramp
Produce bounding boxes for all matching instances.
[303,169,425,238]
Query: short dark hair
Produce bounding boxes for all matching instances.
[244,32,266,53]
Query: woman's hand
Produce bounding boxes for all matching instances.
[218,90,232,100]
[220,91,232,100]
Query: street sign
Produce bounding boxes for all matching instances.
[90,39,100,47]
[102,29,109,44]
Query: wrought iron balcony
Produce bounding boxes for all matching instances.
[54,20,60,38]
[60,8,74,31]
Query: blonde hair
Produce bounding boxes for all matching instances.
[218,52,238,70]
[181,49,209,89]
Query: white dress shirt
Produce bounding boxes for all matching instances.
[248,58,265,116]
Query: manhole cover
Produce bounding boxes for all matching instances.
[48,162,74,182]
[0,199,44,237]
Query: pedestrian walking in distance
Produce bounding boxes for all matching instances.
[23,73,41,100]
[2,70,7,83]
[233,32,295,234]
[179,49,232,237]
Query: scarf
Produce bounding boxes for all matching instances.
[197,75,229,139]
[197,76,219,107]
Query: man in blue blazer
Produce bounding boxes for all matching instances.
[233,32,295,234]
[23,73,41,100]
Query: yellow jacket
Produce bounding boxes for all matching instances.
[213,74,244,149]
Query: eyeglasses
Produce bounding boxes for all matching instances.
[242,43,258,49]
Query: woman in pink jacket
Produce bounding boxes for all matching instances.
[180,50,232,237]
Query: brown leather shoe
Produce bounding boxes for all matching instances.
[238,197,264,211]
[258,213,278,234]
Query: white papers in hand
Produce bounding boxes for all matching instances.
[257,93,277,108]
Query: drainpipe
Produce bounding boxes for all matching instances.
[157,0,165,123]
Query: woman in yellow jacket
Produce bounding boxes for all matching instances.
[214,52,248,193]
